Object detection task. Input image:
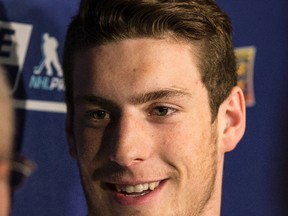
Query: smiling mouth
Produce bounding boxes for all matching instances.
[108,181,161,196]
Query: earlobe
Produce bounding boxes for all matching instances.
[220,86,246,152]
[66,112,78,159]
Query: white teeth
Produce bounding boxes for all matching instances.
[143,183,149,191]
[149,181,160,190]
[115,181,160,194]
[115,185,122,192]
[134,184,144,193]
[126,185,134,193]
[149,182,156,190]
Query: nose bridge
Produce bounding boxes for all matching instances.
[110,112,150,167]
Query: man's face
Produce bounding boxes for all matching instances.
[0,159,10,216]
[0,90,12,216]
[69,38,222,215]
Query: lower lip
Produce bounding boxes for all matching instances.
[111,181,165,206]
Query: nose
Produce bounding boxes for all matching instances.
[109,113,152,167]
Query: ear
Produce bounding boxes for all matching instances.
[66,110,78,159]
[218,86,246,152]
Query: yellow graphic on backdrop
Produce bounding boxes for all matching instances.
[235,46,256,107]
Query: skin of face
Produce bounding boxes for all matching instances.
[0,70,13,216]
[0,162,10,216]
[67,38,246,216]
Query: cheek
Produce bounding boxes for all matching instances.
[74,126,104,160]
[157,121,214,162]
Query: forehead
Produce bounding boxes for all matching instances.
[73,38,201,73]
[74,37,200,68]
[72,38,204,100]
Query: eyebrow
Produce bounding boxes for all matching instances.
[74,89,192,107]
[74,95,118,109]
[129,89,192,104]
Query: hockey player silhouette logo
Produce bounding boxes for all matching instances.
[33,33,63,77]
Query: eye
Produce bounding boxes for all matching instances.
[88,110,110,120]
[150,106,176,116]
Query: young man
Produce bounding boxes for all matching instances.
[0,67,14,216]
[63,0,246,215]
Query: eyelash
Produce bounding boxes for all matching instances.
[149,106,177,117]
[87,110,111,120]
[85,105,178,122]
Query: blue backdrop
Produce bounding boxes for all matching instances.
[0,0,287,215]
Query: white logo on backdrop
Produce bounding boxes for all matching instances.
[33,33,63,77]
[0,21,65,112]
[0,21,32,93]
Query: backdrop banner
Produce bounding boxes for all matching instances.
[0,0,287,215]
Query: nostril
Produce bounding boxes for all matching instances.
[109,153,143,167]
